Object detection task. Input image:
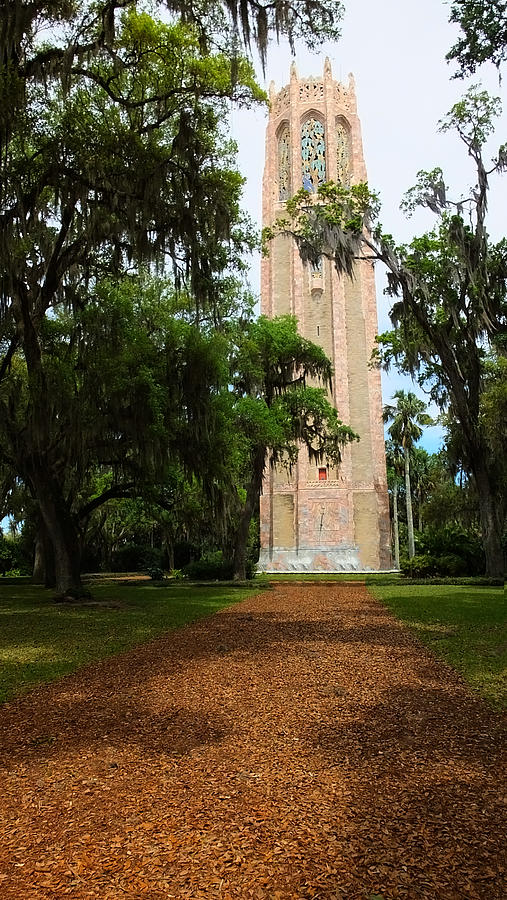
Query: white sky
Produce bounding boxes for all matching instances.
[230,0,507,454]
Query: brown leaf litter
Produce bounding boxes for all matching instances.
[0,584,505,899]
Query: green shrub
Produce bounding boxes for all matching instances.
[183,556,234,581]
[400,525,486,579]
[0,532,32,575]
[418,524,485,575]
[112,543,163,572]
[401,554,437,578]
[435,553,468,576]
[146,566,165,581]
[140,547,164,571]
[401,548,488,579]
[168,568,185,580]
[183,551,256,581]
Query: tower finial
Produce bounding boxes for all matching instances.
[347,72,356,95]
[324,57,332,79]
[290,60,298,81]
[269,80,276,102]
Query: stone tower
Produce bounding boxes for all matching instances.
[258,60,391,572]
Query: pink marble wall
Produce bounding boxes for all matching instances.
[260,60,391,570]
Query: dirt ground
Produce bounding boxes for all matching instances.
[0,583,505,900]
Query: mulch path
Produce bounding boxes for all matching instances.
[0,583,505,900]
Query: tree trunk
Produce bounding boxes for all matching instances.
[32,528,46,584]
[163,530,175,572]
[473,458,505,577]
[29,462,85,596]
[404,447,415,559]
[32,521,55,587]
[393,482,400,569]
[233,444,265,581]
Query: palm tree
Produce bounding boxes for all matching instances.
[383,391,433,559]
[385,439,404,569]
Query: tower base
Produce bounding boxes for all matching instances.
[258,545,367,573]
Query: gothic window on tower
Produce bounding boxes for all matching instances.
[301,117,326,192]
[318,467,328,481]
[278,125,290,201]
[336,120,351,186]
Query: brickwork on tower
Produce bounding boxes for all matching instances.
[258,59,392,572]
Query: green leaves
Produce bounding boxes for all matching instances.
[447,0,507,76]
[231,314,357,471]
[383,391,433,451]
[231,314,333,402]
[439,84,501,144]
[266,181,379,279]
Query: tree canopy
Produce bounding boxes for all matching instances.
[229,315,357,579]
[447,0,507,75]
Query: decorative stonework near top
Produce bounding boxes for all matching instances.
[272,85,290,116]
[301,118,326,191]
[299,80,324,101]
[270,62,355,123]
[334,83,352,111]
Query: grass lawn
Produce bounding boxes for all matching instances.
[0,578,260,704]
[370,582,507,709]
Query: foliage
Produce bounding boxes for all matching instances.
[0,1,341,129]
[421,474,480,531]
[1,0,349,594]
[0,531,30,575]
[400,554,438,578]
[383,392,432,450]
[229,314,357,579]
[420,523,485,571]
[401,552,472,578]
[410,447,438,530]
[1,1,269,594]
[146,566,166,581]
[400,520,485,576]
[447,0,507,75]
[262,182,377,278]
[480,356,507,470]
[183,551,256,581]
[1,273,250,593]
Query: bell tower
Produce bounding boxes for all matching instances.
[258,60,391,572]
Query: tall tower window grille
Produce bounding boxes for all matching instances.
[278,125,291,201]
[336,121,350,185]
[301,117,326,191]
